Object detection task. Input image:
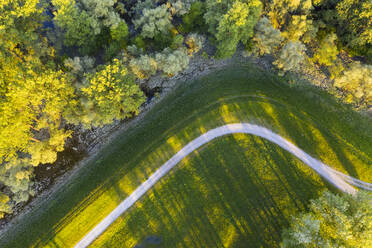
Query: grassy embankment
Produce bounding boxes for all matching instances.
[1,62,371,247]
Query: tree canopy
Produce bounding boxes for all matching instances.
[282,190,372,248]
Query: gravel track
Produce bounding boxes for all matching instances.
[75,123,372,248]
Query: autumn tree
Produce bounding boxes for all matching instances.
[0,0,76,207]
[336,0,371,57]
[281,190,372,248]
[205,0,262,58]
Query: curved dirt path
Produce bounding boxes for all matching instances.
[75,123,372,248]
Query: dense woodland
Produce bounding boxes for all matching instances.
[0,0,371,221]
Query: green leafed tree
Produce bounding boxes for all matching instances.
[53,0,123,53]
[267,0,316,43]
[333,62,372,106]
[336,0,372,57]
[281,190,372,248]
[252,17,283,56]
[52,0,97,48]
[312,33,339,66]
[0,159,34,204]
[273,41,307,74]
[313,0,371,58]
[66,59,146,128]
[205,0,262,58]
[179,1,206,33]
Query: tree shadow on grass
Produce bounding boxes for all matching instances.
[105,134,328,248]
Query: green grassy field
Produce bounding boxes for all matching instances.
[0,62,371,248]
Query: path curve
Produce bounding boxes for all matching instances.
[75,123,372,248]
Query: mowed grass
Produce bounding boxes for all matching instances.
[92,134,329,247]
[0,62,371,248]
